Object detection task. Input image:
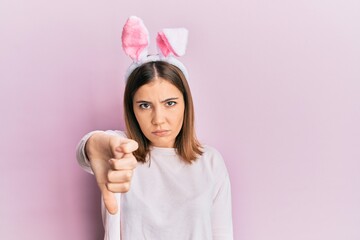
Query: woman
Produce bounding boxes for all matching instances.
[76,16,233,240]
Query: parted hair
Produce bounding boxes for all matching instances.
[123,61,203,164]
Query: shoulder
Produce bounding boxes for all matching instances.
[199,145,228,175]
[201,145,223,160]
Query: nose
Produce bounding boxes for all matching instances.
[151,107,165,125]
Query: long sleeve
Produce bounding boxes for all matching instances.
[211,173,233,239]
[75,130,104,174]
[209,149,234,240]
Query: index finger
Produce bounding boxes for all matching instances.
[115,139,138,154]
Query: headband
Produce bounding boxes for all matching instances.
[121,16,189,80]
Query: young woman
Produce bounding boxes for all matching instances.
[76,16,233,240]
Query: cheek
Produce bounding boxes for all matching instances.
[134,111,147,128]
[173,108,185,126]
[137,116,146,126]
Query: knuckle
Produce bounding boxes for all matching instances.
[113,160,122,170]
[106,183,114,192]
[112,161,119,170]
[132,140,139,150]
[106,182,130,193]
[131,159,138,168]
[128,157,137,167]
[125,170,132,181]
[107,171,113,182]
[121,183,130,192]
[108,159,116,169]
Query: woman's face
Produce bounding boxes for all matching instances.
[133,78,185,148]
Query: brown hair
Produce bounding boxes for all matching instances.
[123,61,203,164]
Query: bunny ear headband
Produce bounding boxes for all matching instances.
[122,16,189,80]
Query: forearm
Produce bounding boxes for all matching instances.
[85,131,112,161]
[76,131,103,173]
[76,130,129,174]
[212,175,234,239]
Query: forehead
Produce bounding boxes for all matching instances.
[133,78,182,100]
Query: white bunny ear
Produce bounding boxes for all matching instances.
[121,16,149,62]
[156,28,188,57]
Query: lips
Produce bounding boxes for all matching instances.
[152,130,170,137]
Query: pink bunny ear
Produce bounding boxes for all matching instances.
[156,28,188,57]
[122,16,149,61]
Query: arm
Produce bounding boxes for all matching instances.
[211,174,234,240]
[208,148,234,240]
[75,130,138,214]
[76,130,104,174]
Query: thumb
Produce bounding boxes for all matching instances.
[90,157,119,214]
[100,185,118,215]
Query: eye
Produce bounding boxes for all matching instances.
[139,103,151,109]
[166,101,177,107]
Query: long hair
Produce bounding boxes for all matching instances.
[123,61,203,163]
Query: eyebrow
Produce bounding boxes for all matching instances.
[135,97,179,104]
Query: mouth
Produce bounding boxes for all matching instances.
[152,130,170,137]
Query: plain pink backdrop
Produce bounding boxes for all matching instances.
[1,0,359,239]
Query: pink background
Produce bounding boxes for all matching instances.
[1,0,359,239]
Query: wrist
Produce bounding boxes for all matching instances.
[85,131,110,161]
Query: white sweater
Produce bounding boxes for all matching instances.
[76,131,233,240]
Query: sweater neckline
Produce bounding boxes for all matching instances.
[149,146,177,156]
